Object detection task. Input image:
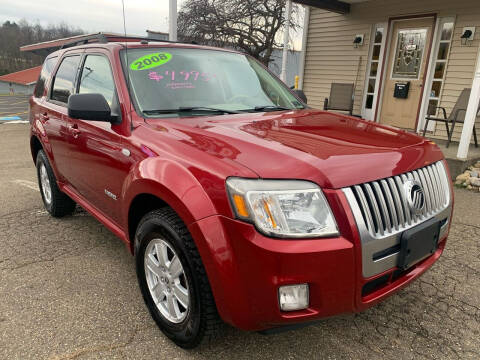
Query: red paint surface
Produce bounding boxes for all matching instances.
[29,41,451,331]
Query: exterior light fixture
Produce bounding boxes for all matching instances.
[353,34,364,48]
[278,284,309,311]
[461,27,475,46]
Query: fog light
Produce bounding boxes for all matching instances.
[278,284,309,311]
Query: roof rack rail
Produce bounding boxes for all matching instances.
[59,32,181,50]
[20,32,197,56]
[59,33,108,49]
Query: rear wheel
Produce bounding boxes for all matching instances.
[36,150,76,217]
[135,208,222,348]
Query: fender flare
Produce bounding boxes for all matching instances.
[122,157,218,247]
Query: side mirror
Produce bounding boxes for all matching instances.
[68,93,113,121]
[292,89,307,104]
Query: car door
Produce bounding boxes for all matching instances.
[66,51,131,224]
[44,53,83,183]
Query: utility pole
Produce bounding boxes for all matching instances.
[169,0,178,41]
[280,0,292,83]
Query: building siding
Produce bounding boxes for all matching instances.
[0,81,35,95]
[303,0,480,142]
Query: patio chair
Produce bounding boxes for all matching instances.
[324,83,354,115]
[422,88,478,148]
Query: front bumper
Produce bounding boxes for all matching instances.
[188,189,451,331]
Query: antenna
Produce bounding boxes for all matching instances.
[121,0,133,129]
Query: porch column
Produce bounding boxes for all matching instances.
[457,43,480,159]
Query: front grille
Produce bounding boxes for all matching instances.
[348,161,450,238]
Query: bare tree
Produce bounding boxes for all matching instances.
[178,0,300,65]
[0,20,83,75]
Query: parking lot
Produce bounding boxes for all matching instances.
[0,95,30,122]
[0,118,479,358]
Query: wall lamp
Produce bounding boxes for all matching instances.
[353,34,364,48]
[461,27,475,46]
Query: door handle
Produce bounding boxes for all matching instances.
[70,124,81,138]
[40,113,49,122]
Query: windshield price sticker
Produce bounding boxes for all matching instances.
[130,52,172,71]
[148,70,216,82]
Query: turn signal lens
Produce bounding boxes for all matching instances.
[233,194,249,218]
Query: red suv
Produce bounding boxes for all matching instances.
[29,35,453,348]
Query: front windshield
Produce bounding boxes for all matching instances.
[121,47,304,115]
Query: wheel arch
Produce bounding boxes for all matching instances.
[30,135,43,163]
[127,192,169,253]
[124,172,217,254]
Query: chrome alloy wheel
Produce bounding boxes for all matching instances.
[39,163,52,204]
[144,239,190,323]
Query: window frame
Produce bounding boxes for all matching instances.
[418,16,456,133]
[361,23,387,121]
[34,55,58,99]
[48,52,83,107]
[76,52,120,115]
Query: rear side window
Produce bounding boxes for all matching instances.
[51,55,81,104]
[78,55,115,106]
[34,57,57,98]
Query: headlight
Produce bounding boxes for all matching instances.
[226,178,338,238]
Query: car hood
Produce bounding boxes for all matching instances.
[145,109,444,189]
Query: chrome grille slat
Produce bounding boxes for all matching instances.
[364,183,384,236]
[373,182,392,233]
[421,167,437,211]
[411,170,425,218]
[435,162,449,207]
[345,161,450,239]
[426,166,439,210]
[417,169,432,214]
[430,165,441,207]
[432,164,445,206]
[380,179,398,231]
[353,185,376,236]
[387,177,405,226]
[405,173,418,222]
[396,175,412,226]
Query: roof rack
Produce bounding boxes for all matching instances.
[20,32,181,56]
[59,32,179,50]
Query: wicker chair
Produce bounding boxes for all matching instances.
[422,88,478,148]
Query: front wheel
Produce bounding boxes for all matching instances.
[135,208,222,348]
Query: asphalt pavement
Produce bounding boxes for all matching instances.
[0,95,30,122]
[0,123,479,360]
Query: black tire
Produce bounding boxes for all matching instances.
[36,150,76,217]
[135,208,222,348]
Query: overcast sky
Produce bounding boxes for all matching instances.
[0,0,187,35]
[0,0,303,48]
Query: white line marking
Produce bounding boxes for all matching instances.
[1,120,28,124]
[11,179,39,192]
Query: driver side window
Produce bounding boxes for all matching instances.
[78,55,116,107]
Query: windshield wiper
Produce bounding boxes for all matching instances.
[143,106,242,115]
[249,105,291,112]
